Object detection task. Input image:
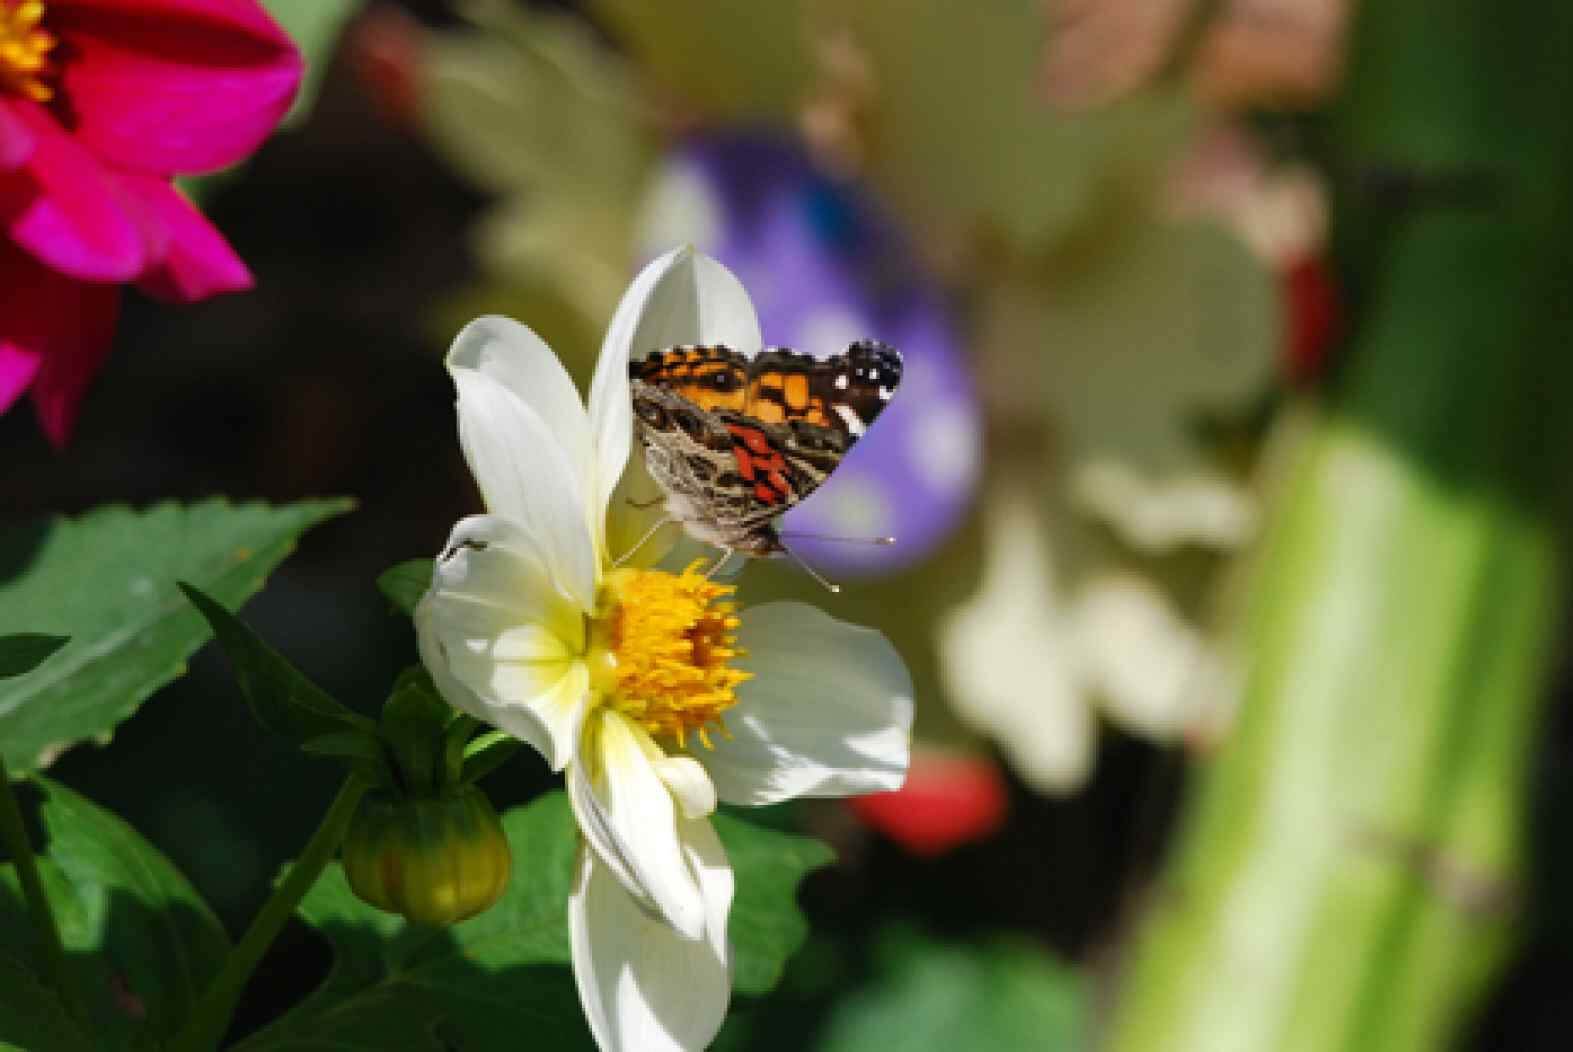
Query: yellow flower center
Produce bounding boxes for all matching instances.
[0,1,54,102]
[587,561,751,749]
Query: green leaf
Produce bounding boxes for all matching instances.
[0,499,353,776]
[181,583,373,746]
[820,928,1086,1052]
[0,947,92,1052]
[239,794,834,1049]
[0,635,68,679]
[376,560,432,617]
[713,811,834,996]
[0,780,231,1047]
[459,733,520,786]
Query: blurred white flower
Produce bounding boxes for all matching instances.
[939,484,1220,793]
[417,247,913,1051]
[938,490,1093,792]
[1072,459,1256,553]
[1071,573,1216,740]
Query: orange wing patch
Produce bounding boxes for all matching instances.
[743,370,836,428]
[639,348,748,413]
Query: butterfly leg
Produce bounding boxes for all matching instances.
[612,515,674,568]
[707,549,733,579]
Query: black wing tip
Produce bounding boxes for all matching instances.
[846,339,903,384]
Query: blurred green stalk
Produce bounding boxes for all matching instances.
[1108,3,1573,1051]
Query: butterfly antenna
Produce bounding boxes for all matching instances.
[783,546,841,594]
[778,531,897,546]
[612,515,673,569]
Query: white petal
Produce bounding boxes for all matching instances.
[449,345,598,610]
[700,603,913,806]
[418,598,547,762]
[680,813,733,969]
[588,248,764,539]
[449,315,593,484]
[571,710,706,940]
[652,757,718,820]
[588,248,681,542]
[425,515,583,640]
[417,516,591,771]
[1070,573,1211,740]
[568,758,658,917]
[569,831,731,1052]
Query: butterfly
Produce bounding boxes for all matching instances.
[628,340,903,560]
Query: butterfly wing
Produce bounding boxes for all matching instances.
[724,339,904,511]
[629,340,903,553]
[741,341,903,438]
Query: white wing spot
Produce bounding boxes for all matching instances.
[834,404,865,435]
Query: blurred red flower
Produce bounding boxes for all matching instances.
[0,0,300,445]
[849,747,1009,858]
[1283,255,1338,384]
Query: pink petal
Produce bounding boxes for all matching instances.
[0,102,35,171]
[117,174,252,302]
[50,0,303,176]
[0,241,121,447]
[0,102,145,281]
[0,343,42,416]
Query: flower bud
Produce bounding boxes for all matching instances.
[342,785,511,926]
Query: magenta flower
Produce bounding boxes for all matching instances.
[0,0,301,445]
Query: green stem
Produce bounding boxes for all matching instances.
[0,756,81,1020]
[170,775,368,1052]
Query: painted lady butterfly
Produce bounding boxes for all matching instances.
[629,341,903,559]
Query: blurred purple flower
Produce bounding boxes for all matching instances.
[640,131,981,575]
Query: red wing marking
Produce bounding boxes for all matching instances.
[726,422,794,508]
[740,428,774,456]
[733,447,756,481]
